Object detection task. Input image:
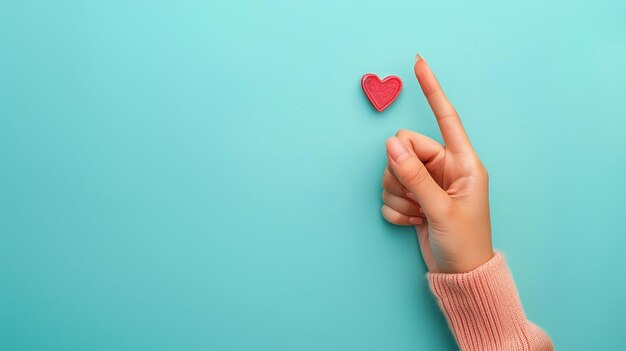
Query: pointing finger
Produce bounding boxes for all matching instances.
[414,54,472,153]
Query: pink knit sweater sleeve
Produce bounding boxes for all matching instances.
[427,253,554,351]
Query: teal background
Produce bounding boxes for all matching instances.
[1,0,625,350]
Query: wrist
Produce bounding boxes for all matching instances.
[437,248,494,274]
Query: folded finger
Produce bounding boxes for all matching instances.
[381,204,423,226]
[382,191,423,217]
[382,167,409,197]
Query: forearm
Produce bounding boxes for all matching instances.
[427,253,553,351]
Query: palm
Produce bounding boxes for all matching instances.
[417,150,482,271]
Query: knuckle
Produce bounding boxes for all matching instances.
[381,205,402,224]
[381,173,392,190]
[436,112,459,123]
[381,207,391,222]
[389,212,403,224]
[381,191,389,203]
[400,165,429,186]
[395,129,411,139]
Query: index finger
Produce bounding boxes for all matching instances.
[414,54,472,153]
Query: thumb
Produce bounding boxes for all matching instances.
[386,137,449,214]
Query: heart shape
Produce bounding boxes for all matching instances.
[361,74,403,112]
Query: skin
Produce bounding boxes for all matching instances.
[381,56,494,274]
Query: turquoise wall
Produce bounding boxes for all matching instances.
[2,0,625,349]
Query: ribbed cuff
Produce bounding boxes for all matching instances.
[427,253,552,351]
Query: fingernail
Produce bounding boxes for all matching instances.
[409,217,423,225]
[415,53,422,63]
[406,192,415,200]
[387,137,409,162]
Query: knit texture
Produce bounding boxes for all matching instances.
[427,253,554,351]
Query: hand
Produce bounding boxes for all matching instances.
[381,55,493,273]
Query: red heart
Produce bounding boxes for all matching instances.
[361,74,403,112]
